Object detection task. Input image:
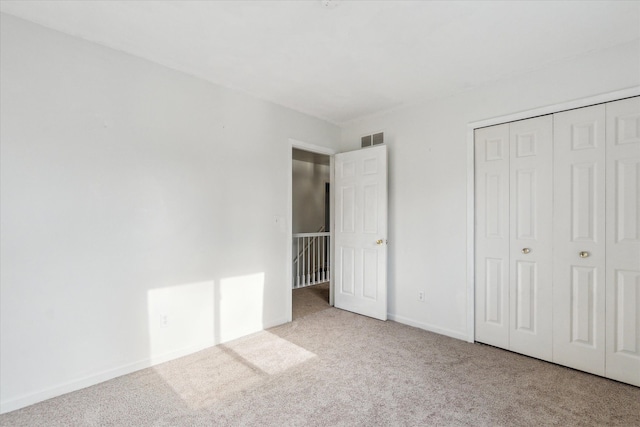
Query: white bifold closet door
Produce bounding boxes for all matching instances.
[475,124,510,349]
[553,104,607,376]
[605,97,640,387]
[475,116,553,360]
[509,116,553,361]
[476,96,639,386]
[553,98,640,385]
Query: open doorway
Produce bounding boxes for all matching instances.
[291,147,331,320]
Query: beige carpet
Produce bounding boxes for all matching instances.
[1,284,638,426]
[292,282,330,320]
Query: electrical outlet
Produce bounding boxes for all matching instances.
[418,291,424,302]
[160,314,169,328]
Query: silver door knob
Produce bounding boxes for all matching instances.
[579,251,590,258]
[521,248,531,254]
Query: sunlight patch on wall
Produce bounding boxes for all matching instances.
[146,273,315,410]
[147,280,215,364]
[217,272,265,343]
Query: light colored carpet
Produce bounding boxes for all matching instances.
[292,282,330,320]
[1,285,639,426]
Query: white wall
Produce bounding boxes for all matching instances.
[292,160,329,234]
[0,14,340,413]
[340,40,640,340]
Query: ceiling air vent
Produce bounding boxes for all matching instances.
[361,132,384,148]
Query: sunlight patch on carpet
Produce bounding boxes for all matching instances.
[150,330,317,409]
[223,331,317,375]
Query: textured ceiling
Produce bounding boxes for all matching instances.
[1,1,638,124]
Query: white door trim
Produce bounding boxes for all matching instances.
[287,139,338,322]
[465,86,640,343]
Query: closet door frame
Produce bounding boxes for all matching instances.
[465,87,640,343]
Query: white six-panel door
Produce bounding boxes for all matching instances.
[553,104,607,376]
[475,124,510,348]
[605,97,640,386]
[334,145,388,321]
[509,116,554,361]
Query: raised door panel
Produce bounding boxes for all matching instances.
[605,96,640,386]
[509,115,553,361]
[570,266,598,346]
[553,104,606,375]
[475,124,510,348]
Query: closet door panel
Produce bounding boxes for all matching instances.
[509,115,553,361]
[475,124,510,348]
[606,96,640,386]
[553,104,606,376]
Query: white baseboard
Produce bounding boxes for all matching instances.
[2,337,223,414]
[1,314,460,414]
[387,313,468,342]
[0,312,295,415]
[264,316,289,330]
